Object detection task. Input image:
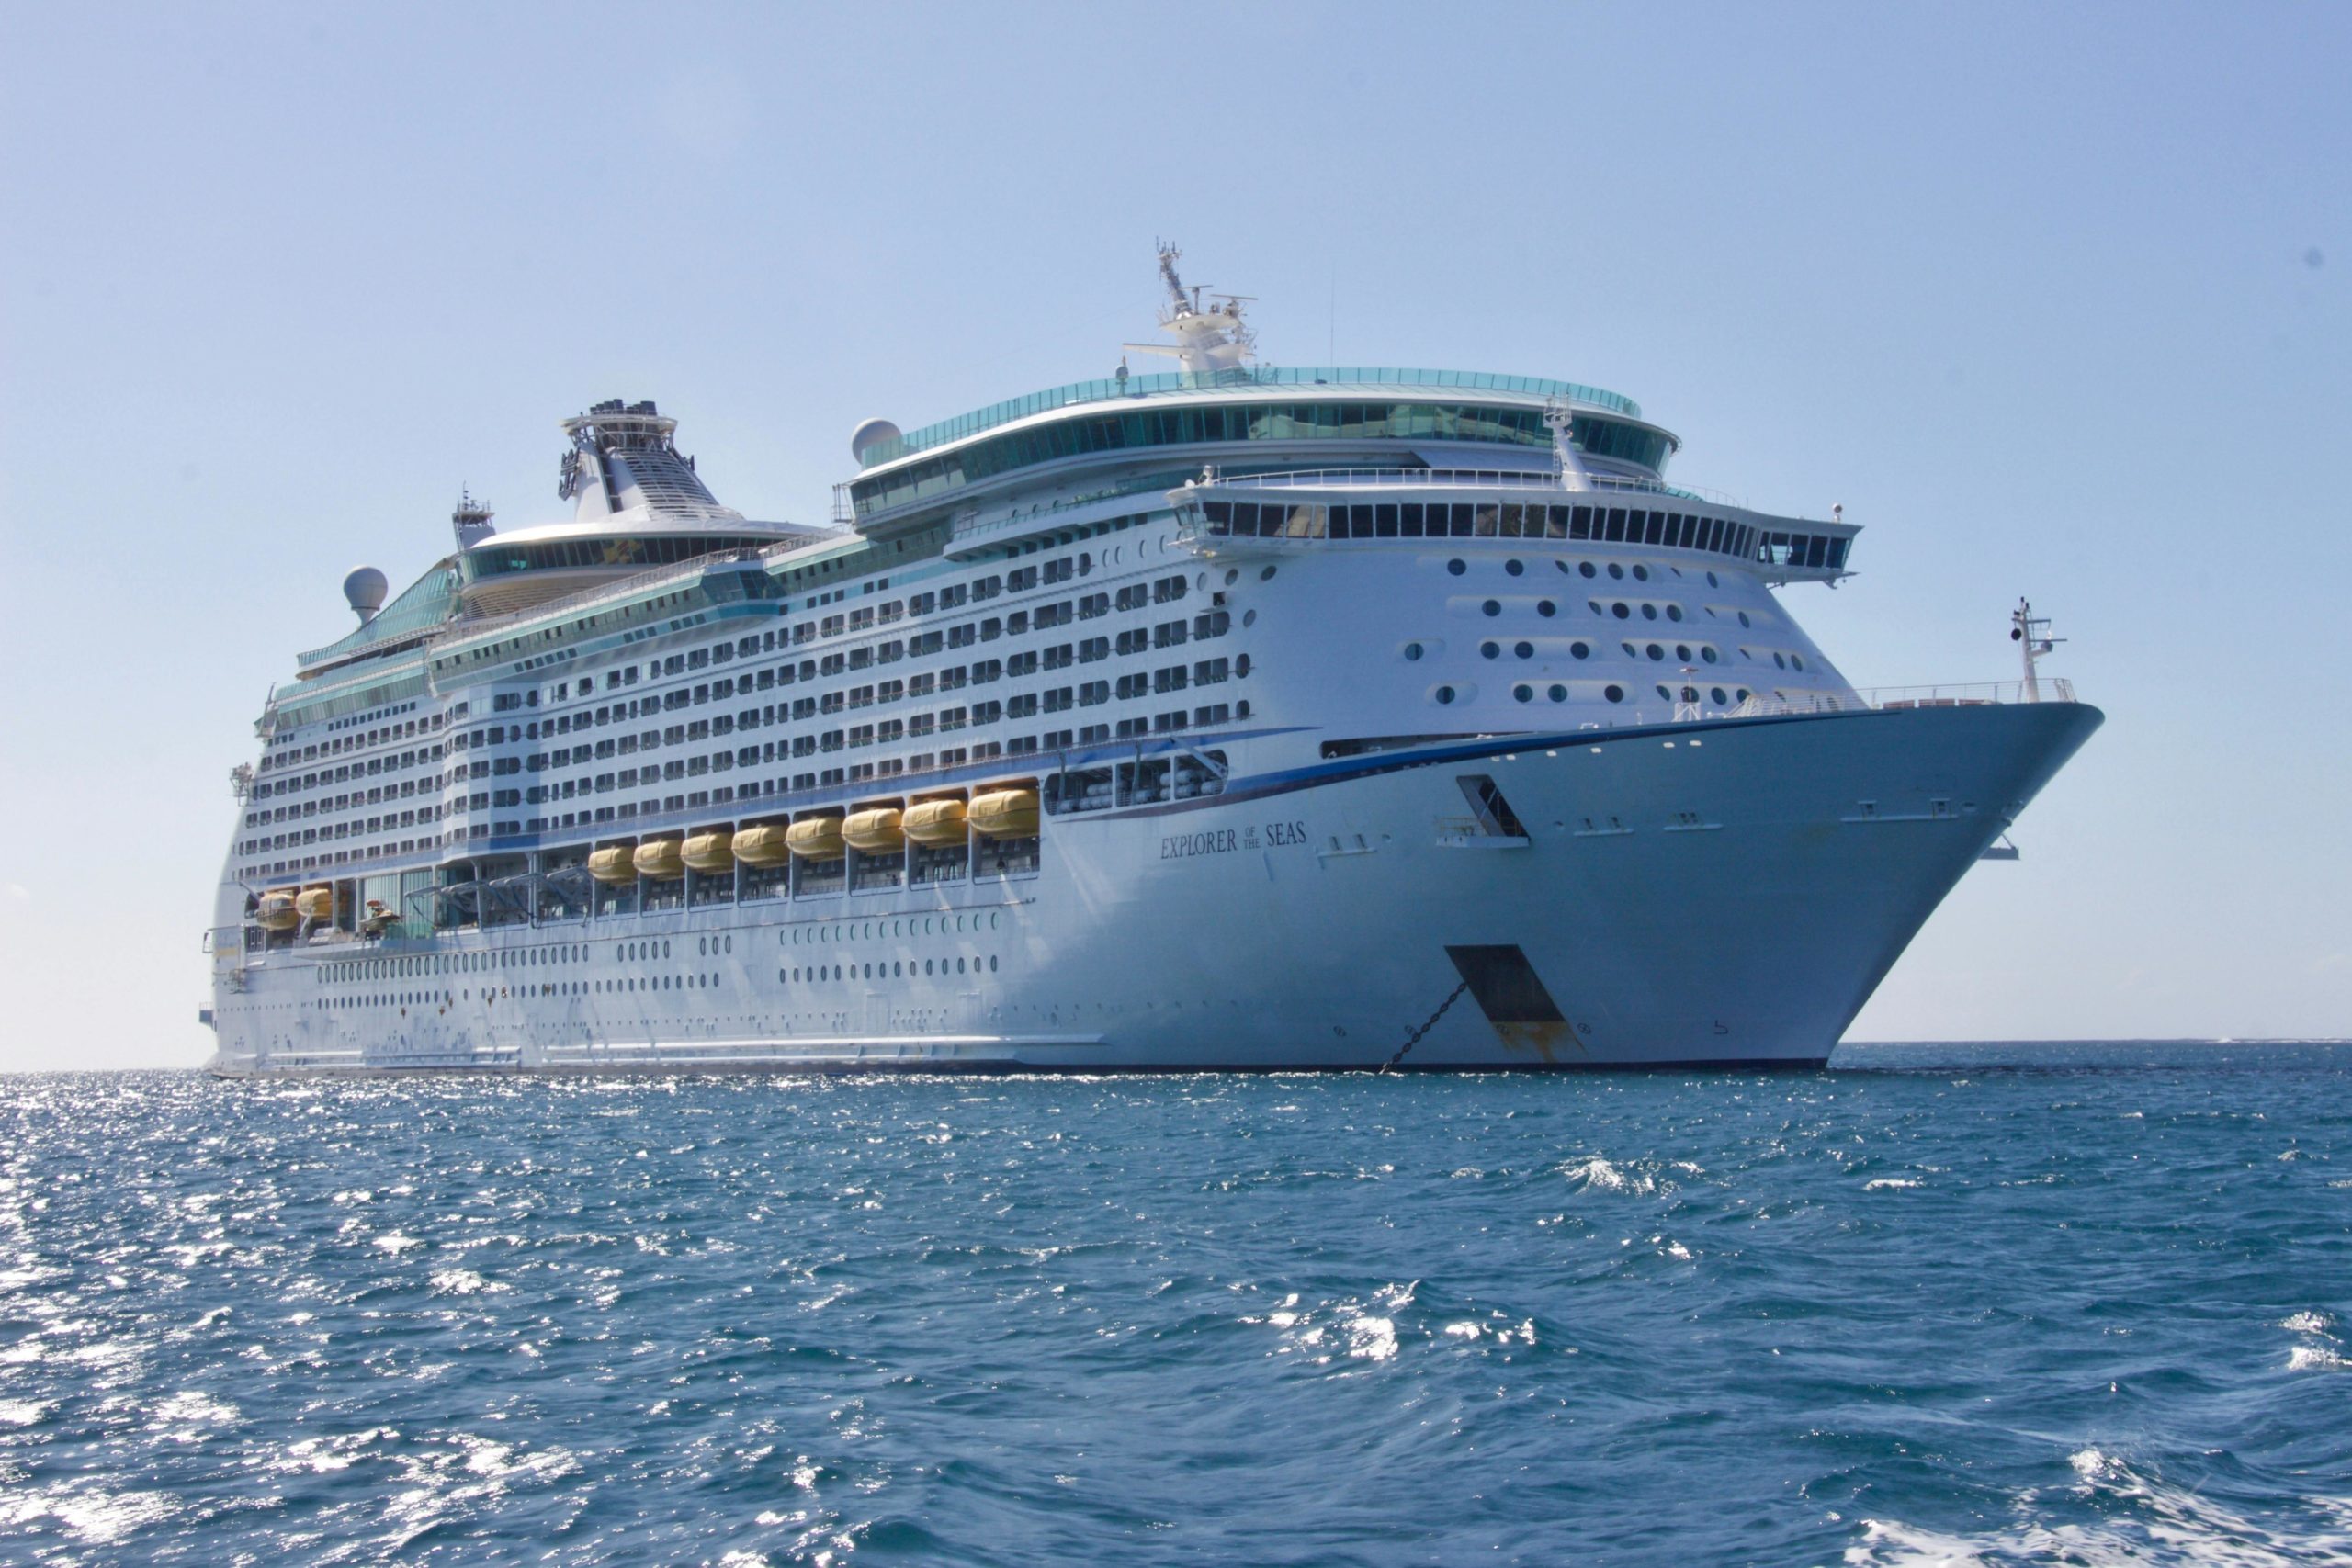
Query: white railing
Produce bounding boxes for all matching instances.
[1184,467,1747,507]
[1732,680,2078,717]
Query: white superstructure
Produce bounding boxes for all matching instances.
[203,254,2099,1074]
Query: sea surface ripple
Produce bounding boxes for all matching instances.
[2,1042,2348,1566]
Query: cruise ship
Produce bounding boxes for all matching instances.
[203,250,2099,1074]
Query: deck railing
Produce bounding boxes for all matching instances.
[1733,680,2078,717]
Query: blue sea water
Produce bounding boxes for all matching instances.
[1,1043,2347,1567]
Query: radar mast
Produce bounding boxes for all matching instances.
[1123,243,1258,378]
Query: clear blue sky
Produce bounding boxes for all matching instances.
[2,3,2345,1069]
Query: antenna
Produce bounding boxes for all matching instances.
[1125,243,1258,378]
[2010,598,2064,703]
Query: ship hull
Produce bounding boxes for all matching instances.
[209,701,2099,1076]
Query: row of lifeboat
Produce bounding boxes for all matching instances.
[584,788,1040,885]
[254,883,341,930]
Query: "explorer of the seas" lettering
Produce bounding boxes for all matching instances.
[1160,820,1309,859]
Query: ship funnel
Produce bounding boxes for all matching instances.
[343,566,388,625]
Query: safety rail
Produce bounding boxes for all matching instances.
[1734,680,2079,717]
[1180,466,1745,506]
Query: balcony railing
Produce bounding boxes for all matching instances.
[1733,680,2078,717]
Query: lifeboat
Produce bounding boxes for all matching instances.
[633,837,685,879]
[903,798,969,847]
[733,823,793,866]
[255,893,300,931]
[968,788,1041,839]
[683,829,735,873]
[843,807,905,854]
[785,816,845,860]
[294,886,335,920]
[587,844,639,884]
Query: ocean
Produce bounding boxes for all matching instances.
[1,1043,2346,1566]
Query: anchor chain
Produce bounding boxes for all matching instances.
[1379,979,1470,1073]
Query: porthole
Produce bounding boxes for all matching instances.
[1505,559,1524,576]
[1737,611,1751,627]
[1434,685,1457,705]
[1792,653,1806,671]
[1588,601,1603,615]
[1657,684,1673,701]
[989,956,999,973]
[1579,561,1598,579]
[1548,684,1568,702]
[1514,641,1533,659]
[1706,571,1719,587]
[1641,604,1657,621]
[1773,652,1787,669]
[1479,641,1499,660]
[1512,683,1534,703]
[1537,600,1555,618]
[1604,684,1625,703]
[1403,642,1424,661]
[1260,566,1277,581]
[1222,568,1238,586]
[1242,608,1258,627]
[1236,654,1252,677]
[1632,565,1650,581]
[1676,645,1692,661]
[1666,604,1683,622]
[1611,604,1630,619]
[1701,646,1718,663]
[1711,687,1729,705]
[1447,559,1466,576]
[1482,600,1501,617]
[1736,688,1752,703]
[1623,642,1638,658]
[1570,641,1591,660]
[1647,645,1665,661]
[957,957,967,973]
[1607,563,1624,580]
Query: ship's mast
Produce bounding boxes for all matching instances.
[1123,243,1258,378]
[2011,598,2063,703]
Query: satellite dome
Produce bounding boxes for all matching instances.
[850,417,903,461]
[344,566,389,624]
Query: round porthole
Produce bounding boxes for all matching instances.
[1242,609,1257,627]
[1482,600,1501,616]
[1236,654,1252,676]
[1447,559,1467,576]
[1224,569,1238,586]
[1633,565,1649,581]
[1677,645,1692,661]
[1513,683,1533,702]
[1702,647,1719,663]
[1571,641,1591,660]
[1792,654,1806,671]
[1612,604,1630,619]
[1642,604,1658,620]
[1479,641,1500,659]
[1403,642,1424,661]
[1622,641,1638,658]
[1604,684,1625,703]
[1667,604,1683,622]
[1548,684,1568,701]
[1657,684,1673,701]
[1434,685,1457,705]
[1706,571,1719,587]
[1505,559,1524,576]
[1648,645,1666,661]
[1608,563,1625,580]
[1537,600,1555,617]
[1737,610,1751,627]
[1260,566,1278,581]
[1579,561,1598,578]
[1712,687,1729,705]
[1514,641,1534,659]
[1773,652,1787,669]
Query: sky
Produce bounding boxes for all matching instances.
[1,2,2346,1071]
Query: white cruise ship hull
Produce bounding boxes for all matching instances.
[209,700,2098,1076]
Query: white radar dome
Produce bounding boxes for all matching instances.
[850,417,903,461]
[344,566,389,623]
